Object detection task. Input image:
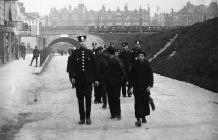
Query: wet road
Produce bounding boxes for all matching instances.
[1,54,218,140]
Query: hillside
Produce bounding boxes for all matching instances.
[96,18,218,92]
[151,18,218,92]
[97,31,176,59]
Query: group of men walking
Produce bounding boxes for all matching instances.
[67,35,154,127]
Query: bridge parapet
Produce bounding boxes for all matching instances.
[42,26,89,35]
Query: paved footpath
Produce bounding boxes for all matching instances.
[0,55,218,140]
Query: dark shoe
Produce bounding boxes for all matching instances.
[86,118,91,125]
[135,120,142,127]
[141,117,147,123]
[78,119,85,124]
[128,94,131,97]
[123,95,126,97]
[110,116,116,119]
[117,116,121,120]
[102,104,107,109]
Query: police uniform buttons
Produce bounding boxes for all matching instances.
[82,69,85,71]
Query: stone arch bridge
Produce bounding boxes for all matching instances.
[41,26,104,49]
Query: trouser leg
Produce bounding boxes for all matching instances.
[134,94,143,118]
[106,85,116,116]
[121,82,126,97]
[77,95,85,120]
[114,84,121,116]
[142,93,150,117]
[107,84,121,116]
[94,86,101,102]
[35,57,38,66]
[76,87,85,120]
[30,57,35,65]
[102,90,107,106]
[84,85,92,119]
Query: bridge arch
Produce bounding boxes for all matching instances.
[48,37,80,48]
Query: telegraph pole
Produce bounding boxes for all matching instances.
[139,6,142,33]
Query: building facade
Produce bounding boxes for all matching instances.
[45,3,150,27]
[0,1,21,64]
[17,2,44,50]
[151,1,218,26]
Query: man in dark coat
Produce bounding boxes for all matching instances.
[30,46,40,67]
[104,46,127,120]
[67,47,76,88]
[119,42,132,97]
[129,49,154,127]
[94,47,108,108]
[67,35,99,125]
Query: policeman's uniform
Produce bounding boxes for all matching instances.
[131,40,143,63]
[119,42,132,97]
[67,35,98,125]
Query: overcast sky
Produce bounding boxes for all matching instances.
[19,0,215,16]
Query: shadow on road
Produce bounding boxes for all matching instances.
[0,112,50,140]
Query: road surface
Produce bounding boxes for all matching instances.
[0,55,218,140]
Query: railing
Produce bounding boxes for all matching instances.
[88,25,182,33]
[40,46,53,66]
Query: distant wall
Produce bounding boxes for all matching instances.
[21,37,37,49]
[20,36,45,50]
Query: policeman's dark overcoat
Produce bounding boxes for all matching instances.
[68,47,97,86]
[119,50,132,72]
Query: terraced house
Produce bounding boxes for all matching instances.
[45,3,150,27]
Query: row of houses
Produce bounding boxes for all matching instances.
[0,1,42,64]
[44,1,218,27]
[44,3,151,27]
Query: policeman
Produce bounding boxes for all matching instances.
[109,42,115,48]
[119,42,132,97]
[92,42,97,54]
[67,35,99,125]
[131,40,143,63]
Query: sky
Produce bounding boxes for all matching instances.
[19,0,215,16]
